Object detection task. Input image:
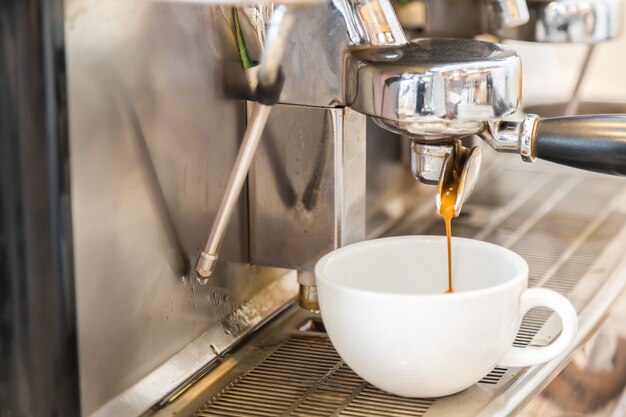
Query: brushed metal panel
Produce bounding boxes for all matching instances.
[229,2,350,107]
[65,1,293,414]
[248,105,366,271]
[278,3,349,107]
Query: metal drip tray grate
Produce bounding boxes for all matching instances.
[175,158,626,417]
[195,336,434,417]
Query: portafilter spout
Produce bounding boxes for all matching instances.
[347,38,626,216]
[347,38,520,215]
[410,141,481,218]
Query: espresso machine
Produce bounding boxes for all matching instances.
[2,1,626,417]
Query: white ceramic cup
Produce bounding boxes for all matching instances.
[315,236,578,398]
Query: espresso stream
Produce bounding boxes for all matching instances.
[439,147,463,294]
[440,178,458,293]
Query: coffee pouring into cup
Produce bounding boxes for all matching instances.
[315,236,578,398]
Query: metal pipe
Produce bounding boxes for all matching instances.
[332,0,407,47]
[195,5,296,278]
[564,45,596,116]
[196,103,272,277]
[256,5,295,87]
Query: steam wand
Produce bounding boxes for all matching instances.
[195,5,295,278]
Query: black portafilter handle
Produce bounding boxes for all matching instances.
[534,115,626,176]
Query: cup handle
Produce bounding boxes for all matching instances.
[499,288,579,368]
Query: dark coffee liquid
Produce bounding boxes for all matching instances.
[440,181,457,294]
[438,147,463,294]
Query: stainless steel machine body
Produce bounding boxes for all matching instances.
[498,0,622,43]
[249,106,366,271]
[65,3,286,415]
[398,0,621,42]
[2,0,626,416]
[60,0,412,415]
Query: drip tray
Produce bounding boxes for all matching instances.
[196,336,435,417]
[149,157,626,417]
